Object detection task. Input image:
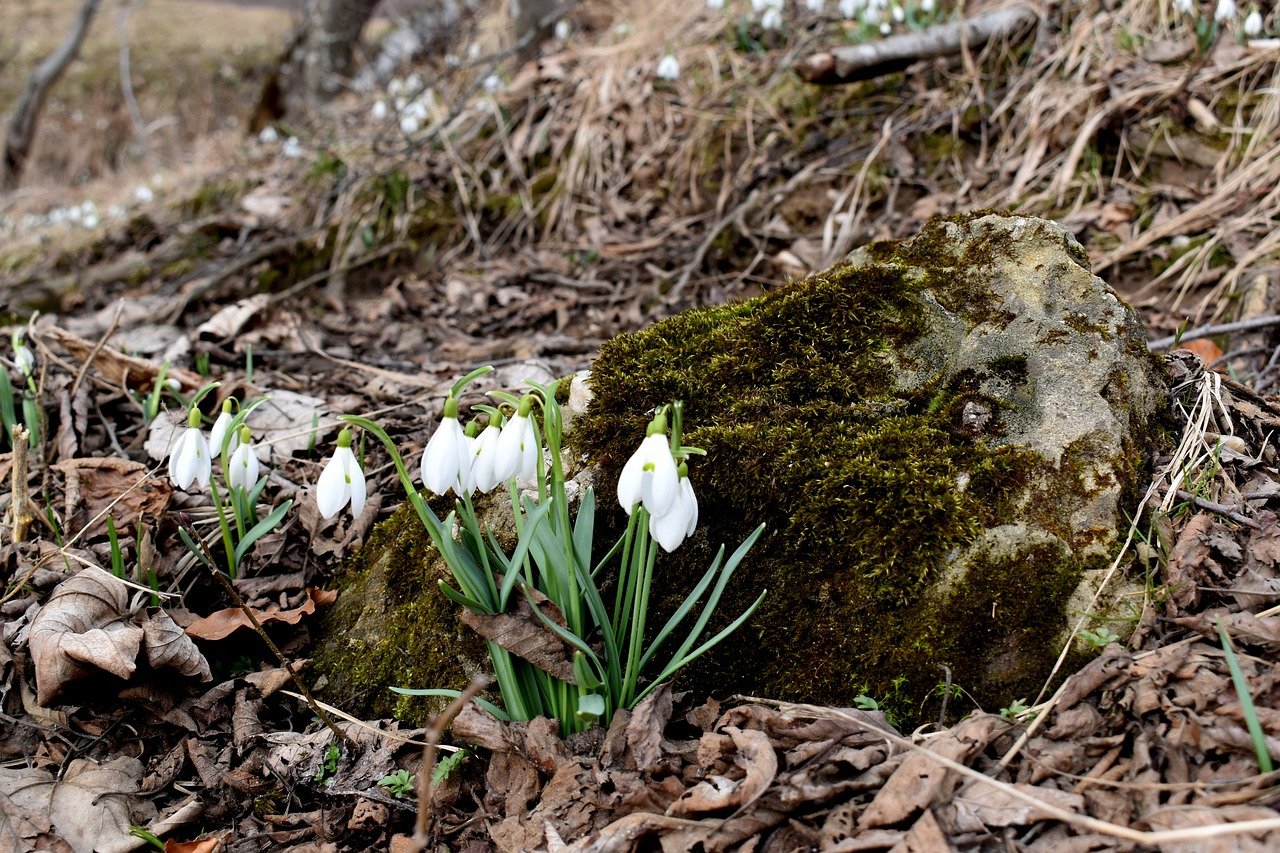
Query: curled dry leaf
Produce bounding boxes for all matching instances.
[29,567,143,705]
[0,757,146,853]
[55,456,172,537]
[0,789,74,853]
[666,727,776,817]
[184,588,337,641]
[461,586,577,683]
[142,609,212,681]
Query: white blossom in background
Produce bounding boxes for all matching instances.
[228,428,260,491]
[1173,0,1194,12]
[317,428,367,520]
[839,0,860,16]
[209,400,237,459]
[107,203,126,221]
[12,333,34,378]
[258,126,280,144]
[751,0,767,10]
[880,19,891,33]
[169,409,212,491]
[400,113,421,135]
[806,0,825,11]
[649,469,698,553]
[470,419,504,494]
[421,409,472,497]
[482,74,503,93]
[555,18,571,39]
[707,0,725,8]
[617,427,678,518]
[281,136,304,158]
[921,0,935,12]
[1245,7,1263,34]
[892,3,905,22]
[493,402,539,484]
[371,100,389,120]
[762,6,784,29]
[656,53,680,81]
[1215,0,1237,21]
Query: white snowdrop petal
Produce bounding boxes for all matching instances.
[316,453,349,519]
[347,450,367,517]
[421,418,465,495]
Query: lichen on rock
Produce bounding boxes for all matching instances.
[312,212,1167,725]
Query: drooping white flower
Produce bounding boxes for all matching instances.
[258,126,279,144]
[616,417,679,518]
[806,0,825,12]
[482,74,503,93]
[708,0,725,8]
[839,0,862,18]
[133,185,154,204]
[879,19,891,33]
[920,0,935,12]
[12,332,34,378]
[751,0,768,10]
[421,397,473,496]
[209,400,238,459]
[317,428,367,520]
[228,427,260,491]
[891,3,905,22]
[656,53,680,82]
[371,100,389,120]
[470,419,505,494]
[554,18,571,39]
[282,136,304,158]
[1245,8,1263,35]
[761,7,784,29]
[649,468,698,552]
[169,408,212,491]
[493,399,540,484]
[1215,0,1237,21]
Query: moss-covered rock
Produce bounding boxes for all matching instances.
[313,212,1167,725]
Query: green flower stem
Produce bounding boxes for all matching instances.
[208,479,237,579]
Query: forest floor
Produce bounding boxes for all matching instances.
[2,0,1280,850]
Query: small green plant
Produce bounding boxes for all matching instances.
[106,517,126,579]
[431,748,469,784]
[1216,617,1274,774]
[1000,698,1031,721]
[377,768,417,797]
[1079,626,1120,649]
[194,352,211,376]
[314,742,340,784]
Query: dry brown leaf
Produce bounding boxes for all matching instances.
[141,610,212,681]
[624,685,673,772]
[461,587,577,683]
[860,714,1004,829]
[0,789,75,853]
[0,757,146,853]
[43,326,203,392]
[55,457,171,537]
[184,588,336,641]
[888,808,952,852]
[195,295,270,341]
[164,838,223,853]
[1164,513,1214,614]
[954,782,1084,828]
[29,567,143,705]
[667,727,776,818]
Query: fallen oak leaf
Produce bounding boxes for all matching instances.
[54,457,172,537]
[29,567,143,705]
[0,757,147,853]
[185,588,337,641]
[142,609,212,681]
[666,726,777,817]
[0,789,74,853]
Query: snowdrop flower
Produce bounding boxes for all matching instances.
[880,19,891,33]
[921,0,935,12]
[708,0,725,8]
[1215,0,1236,21]
[107,203,126,220]
[555,18,571,39]
[806,0,825,11]
[228,427,260,491]
[839,0,862,18]
[470,417,505,494]
[1245,8,1263,34]
[616,414,678,518]
[421,396,473,496]
[371,100,388,120]
[209,399,238,458]
[891,3,904,22]
[762,7,784,29]
[650,466,698,552]
[169,408,212,491]
[281,136,304,158]
[482,74,503,93]
[400,113,421,135]
[751,0,767,10]
[493,397,540,484]
[12,332,34,378]
[133,185,154,204]
[317,428,366,520]
[656,53,680,82]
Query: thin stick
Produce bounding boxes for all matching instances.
[1174,489,1260,529]
[1148,315,1280,351]
[9,425,30,544]
[411,677,489,851]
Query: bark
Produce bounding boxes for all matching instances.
[303,0,383,100]
[1,0,102,191]
[795,4,1038,85]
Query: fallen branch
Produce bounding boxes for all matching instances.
[1147,314,1280,351]
[794,4,1038,84]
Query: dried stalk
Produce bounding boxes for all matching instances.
[9,426,31,544]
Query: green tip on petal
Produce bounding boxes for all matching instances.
[187,407,203,428]
[443,396,460,419]
[337,428,353,448]
[238,425,251,443]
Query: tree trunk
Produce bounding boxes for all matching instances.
[1,0,102,192]
[303,0,383,100]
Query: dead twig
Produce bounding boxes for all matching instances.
[794,4,1038,84]
[1173,489,1260,530]
[412,677,489,851]
[1148,314,1280,351]
[9,425,31,544]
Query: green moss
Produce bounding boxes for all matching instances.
[312,499,485,724]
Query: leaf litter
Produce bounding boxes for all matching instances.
[2,0,1280,849]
